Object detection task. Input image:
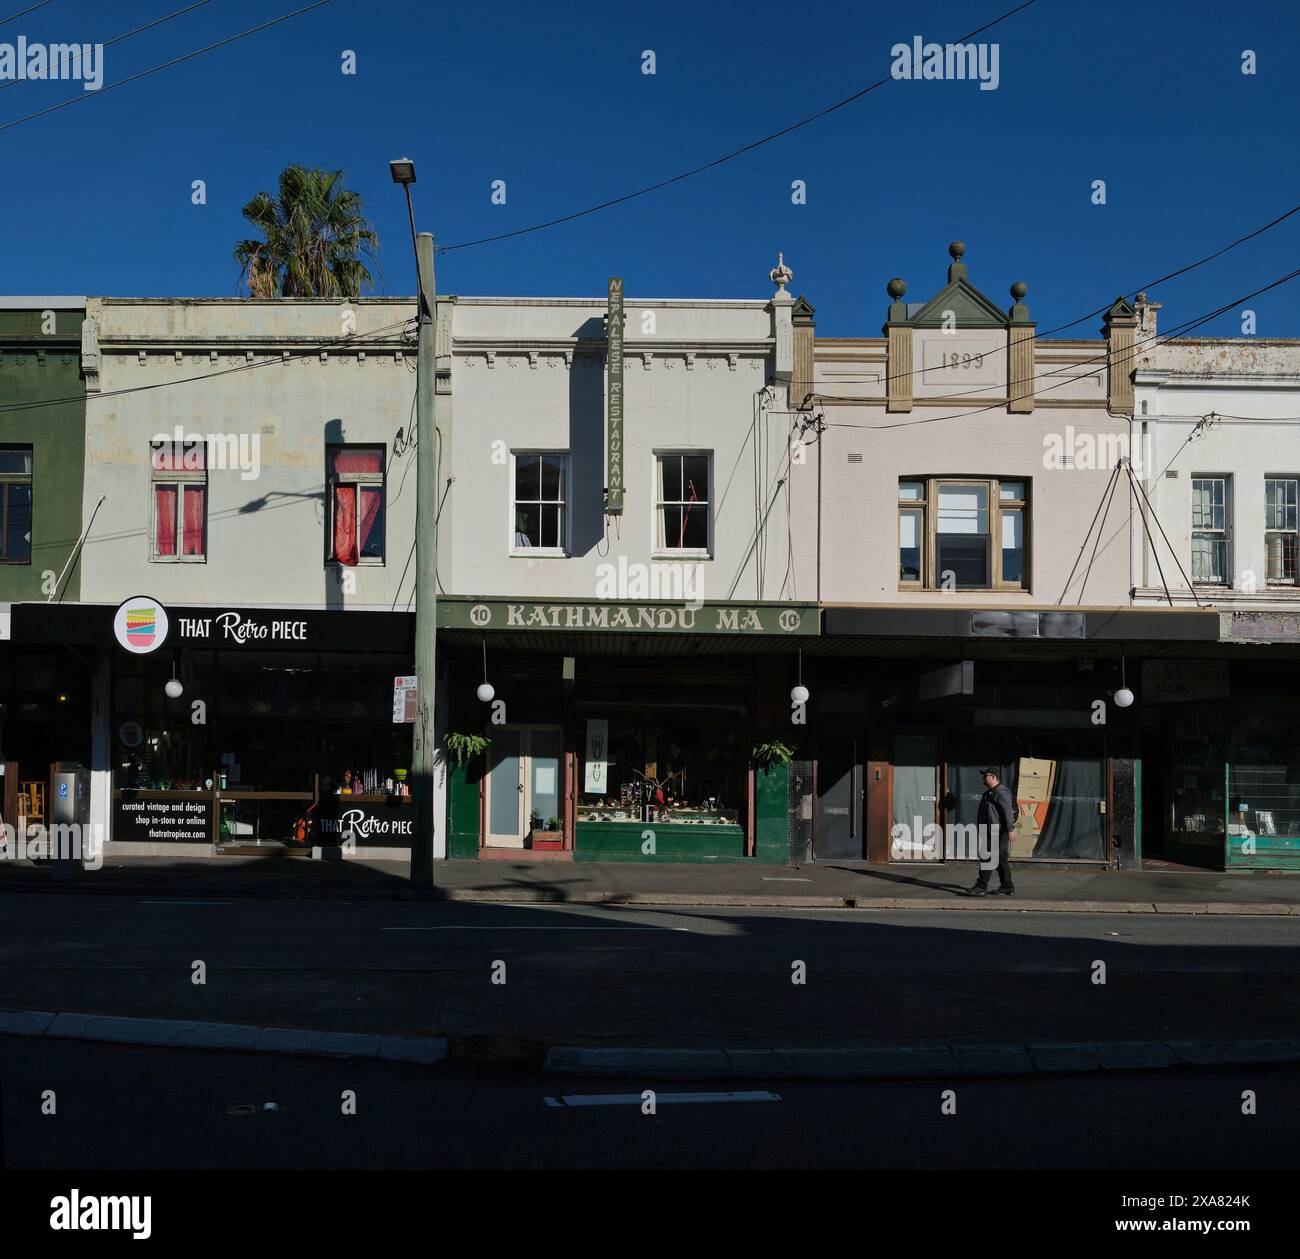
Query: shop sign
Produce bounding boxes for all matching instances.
[605,276,624,514]
[115,795,211,843]
[113,596,169,654]
[440,598,818,637]
[168,607,411,652]
[393,675,417,723]
[1144,660,1229,703]
[316,802,414,847]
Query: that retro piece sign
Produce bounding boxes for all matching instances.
[439,597,819,637]
[103,600,413,653]
[605,276,625,514]
[113,596,169,655]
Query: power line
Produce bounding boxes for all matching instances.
[0,1,216,96]
[0,0,331,134]
[0,1,55,28]
[794,201,1300,393]
[437,0,1040,252]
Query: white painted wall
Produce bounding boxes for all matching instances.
[442,296,788,605]
[1133,340,1300,609]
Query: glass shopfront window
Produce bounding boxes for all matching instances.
[578,706,745,825]
[111,648,414,843]
[1228,705,1300,842]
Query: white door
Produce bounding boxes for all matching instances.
[485,727,563,848]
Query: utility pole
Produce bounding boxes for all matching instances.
[391,158,438,887]
[410,231,438,887]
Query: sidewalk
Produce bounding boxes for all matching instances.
[2,850,1300,912]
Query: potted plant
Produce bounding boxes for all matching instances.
[530,810,564,850]
[751,738,795,773]
[444,731,492,768]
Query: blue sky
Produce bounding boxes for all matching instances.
[2,0,1298,337]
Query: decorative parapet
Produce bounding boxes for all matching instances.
[884,277,912,412]
[1102,296,1138,416]
[1007,281,1035,413]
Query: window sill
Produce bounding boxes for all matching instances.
[326,559,386,568]
[150,556,207,564]
[510,548,568,559]
[651,550,712,561]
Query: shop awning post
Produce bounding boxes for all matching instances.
[410,230,439,887]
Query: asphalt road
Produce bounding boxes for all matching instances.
[3,892,1300,1045]
[1,1037,1295,1172]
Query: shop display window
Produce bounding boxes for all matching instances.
[578,707,743,825]
[1228,706,1300,840]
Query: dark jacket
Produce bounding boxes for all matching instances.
[977,782,1016,838]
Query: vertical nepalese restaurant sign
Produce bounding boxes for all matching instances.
[606,277,624,514]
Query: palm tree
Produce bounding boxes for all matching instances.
[234,165,380,298]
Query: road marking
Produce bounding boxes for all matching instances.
[383,925,691,932]
[138,900,231,905]
[544,1091,781,1108]
[762,877,812,882]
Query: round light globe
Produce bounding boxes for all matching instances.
[1113,687,1135,708]
[476,683,496,703]
[791,684,810,704]
[164,678,184,699]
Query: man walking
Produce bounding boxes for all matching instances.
[967,767,1016,896]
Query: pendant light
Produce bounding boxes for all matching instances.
[476,637,495,703]
[790,647,810,705]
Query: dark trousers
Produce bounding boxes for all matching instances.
[976,827,1015,889]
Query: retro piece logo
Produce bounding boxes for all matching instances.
[113,596,169,655]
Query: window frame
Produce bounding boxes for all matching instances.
[653,449,713,559]
[326,444,387,567]
[509,450,570,557]
[0,445,33,566]
[898,475,1030,592]
[1191,475,1231,587]
[149,440,208,564]
[1265,476,1298,587]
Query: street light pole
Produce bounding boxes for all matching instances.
[391,158,438,888]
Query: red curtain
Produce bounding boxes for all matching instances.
[334,484,357,565]
[155,485,177,556]
[182,486,205,556]
[331,450,382,475]
[358,486,382,558]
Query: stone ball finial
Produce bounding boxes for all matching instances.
[1135,291,1147,304]
[948,241,966,261]
[887,277,907,299]
[1010,281,1028,301]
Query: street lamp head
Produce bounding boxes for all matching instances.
[389,158,417,186]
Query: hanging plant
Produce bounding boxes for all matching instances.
[751,738,795,771]
[445,731,492,767]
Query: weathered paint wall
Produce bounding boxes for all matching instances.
[0,304,86,601]
[1133,337,1300,610]
[80,298,420,611]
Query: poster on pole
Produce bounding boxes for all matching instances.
[605,277,624,514]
